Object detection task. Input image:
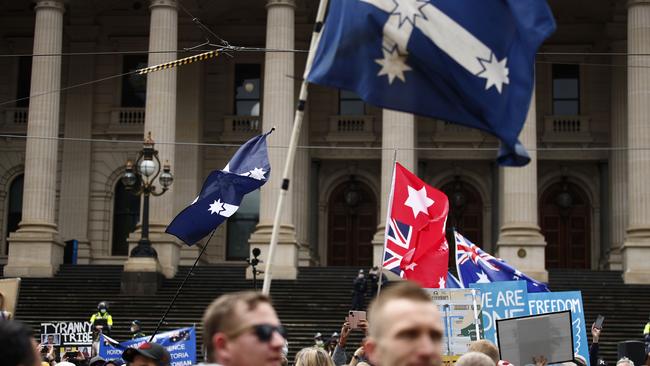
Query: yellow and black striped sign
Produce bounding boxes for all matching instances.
[137,50,219,75]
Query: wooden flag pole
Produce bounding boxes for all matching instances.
[262,0,330,295]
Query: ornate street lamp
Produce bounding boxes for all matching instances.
[121,132,174,258]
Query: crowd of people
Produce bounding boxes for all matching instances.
[1,279,650,366]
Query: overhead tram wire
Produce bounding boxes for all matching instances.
[4,49,650,58]
[0,133,648,152]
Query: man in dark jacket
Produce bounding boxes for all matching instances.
[351,270,367,310]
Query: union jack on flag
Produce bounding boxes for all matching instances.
[455,231,500,271]
[383,218,412,277]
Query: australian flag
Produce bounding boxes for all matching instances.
[445,272,462,289]
[166,131,272,245]
[307,0,556,166]
[455,230,549,292]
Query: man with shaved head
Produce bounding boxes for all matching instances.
[364,281,444,366]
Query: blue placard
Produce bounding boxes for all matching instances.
[99,326,196,366]
[527,291,589,365]
[470,281,529,345]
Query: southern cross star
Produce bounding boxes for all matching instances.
[208,199,225,215]
[476,271,491,283]
[247,167,267,180]
[389,0,428,27]
[375,48,412,84]
[478,53,510,93]
[438,276,446,288]
[405,262,418,271]
[404,185,434,218]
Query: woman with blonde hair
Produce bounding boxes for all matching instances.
[295,346,335,366]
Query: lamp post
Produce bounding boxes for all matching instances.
[246,248,263,290]
[121,132,174,258]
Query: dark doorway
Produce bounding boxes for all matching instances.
[441,178,484,272]
[5,174,24,254]
[540,179,591,269]
[112,181,141,256]
[327,177,377,266]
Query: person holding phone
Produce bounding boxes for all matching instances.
[590,316,604,366]
[332,318,370,366]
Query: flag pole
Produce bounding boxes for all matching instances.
[262,0,330,295]
[377,149,399,295]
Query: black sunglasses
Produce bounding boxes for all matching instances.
[228,323,287,342]
[253,324,288,342]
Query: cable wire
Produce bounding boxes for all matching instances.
[0,134,642,152]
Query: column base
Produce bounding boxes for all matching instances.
[179,244,208,266]
[297,242,312,267]
[121,257,163,295]
[76,240,92,264]
[5,227,63,277]
[248,224,298,280]
[371,225,386,267]
[622,239,650,284]
[497,225,548,283]
[608,246,623,271]
[128,228,181,279]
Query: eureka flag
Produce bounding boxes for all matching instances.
[166,132,272,245]
[307,0,556,166]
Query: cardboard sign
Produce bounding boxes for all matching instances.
[99,326,196,366]
[427,288,483,356]
[40,321,93,345]
[470,281,529,346]
[528,291,590,365]
[497,311,574,366]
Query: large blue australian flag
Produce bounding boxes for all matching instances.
[166,131,272,245]
[307,0,556,166]
[455,230,549,293]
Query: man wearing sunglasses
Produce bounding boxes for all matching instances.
[364,281,444,366]
[202,291,286,366]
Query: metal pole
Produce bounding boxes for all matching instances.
[142,192,150,241]
[377,149,399,295]
[261,0,330,295]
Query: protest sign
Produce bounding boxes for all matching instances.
[99,326,196,366]
[528,291,590,365]
[470,281,529,346]
[496,311,574,366]
[427,288,482,356]
[40,321,93,345]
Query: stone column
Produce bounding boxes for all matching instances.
[371,110,416,266]
[294,118,312,266]
[174,62,204,265]
[609,41,627,270]
[124,0,179,279]
[5,0,65,277]
[58,40,95,264]
[623,0,650,284]
[496,92,547,282]
[249,0,298,279]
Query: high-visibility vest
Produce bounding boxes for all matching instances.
[89,312,113,327]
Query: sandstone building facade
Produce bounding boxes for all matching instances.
[1,0,649,284]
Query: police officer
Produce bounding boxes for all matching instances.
[130,320,145,340]
[89,302,113,337]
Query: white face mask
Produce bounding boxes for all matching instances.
[131,327,136,333]
[100,309,106,314]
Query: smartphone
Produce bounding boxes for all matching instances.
[594,314,605,329]
[348,310,367,329]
